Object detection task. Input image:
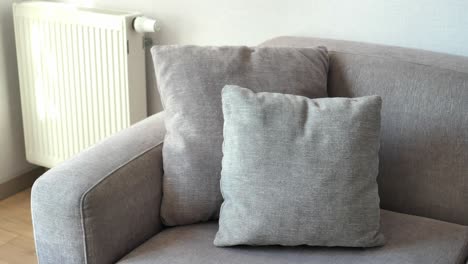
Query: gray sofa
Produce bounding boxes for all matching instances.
[31,37,468,264]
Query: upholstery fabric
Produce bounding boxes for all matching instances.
[151,45,329,226]
[260,36,468,226]
[31,113,166,264]
[215,86,384,247]
[118,210,468,264]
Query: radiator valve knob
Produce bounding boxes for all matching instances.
[133,16,160,33]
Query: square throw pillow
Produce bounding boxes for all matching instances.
[152,45,329,226]
[215,86,385,247]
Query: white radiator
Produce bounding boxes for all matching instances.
[13,2,147,168]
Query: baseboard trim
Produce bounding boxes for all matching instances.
[0,167,46,200]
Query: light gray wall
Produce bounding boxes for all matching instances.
[0,0,35,184]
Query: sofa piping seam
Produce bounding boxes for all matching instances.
[79,140,164,264]
[328,50,468,75]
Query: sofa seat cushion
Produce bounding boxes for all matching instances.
[118,210,468,264]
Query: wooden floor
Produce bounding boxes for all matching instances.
[0,189,37,264]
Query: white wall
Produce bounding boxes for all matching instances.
[87,0,468,113]
[0,0,35,184]
[90,0,468,54]
[2,0,467,183]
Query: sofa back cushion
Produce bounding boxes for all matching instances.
[261,36,468,225]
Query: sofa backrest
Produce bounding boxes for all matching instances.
[261,36,468,225]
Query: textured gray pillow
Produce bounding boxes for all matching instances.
[151,45,329,226]
[215,86,385,247]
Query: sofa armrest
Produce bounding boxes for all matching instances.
[31,112,166,264]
